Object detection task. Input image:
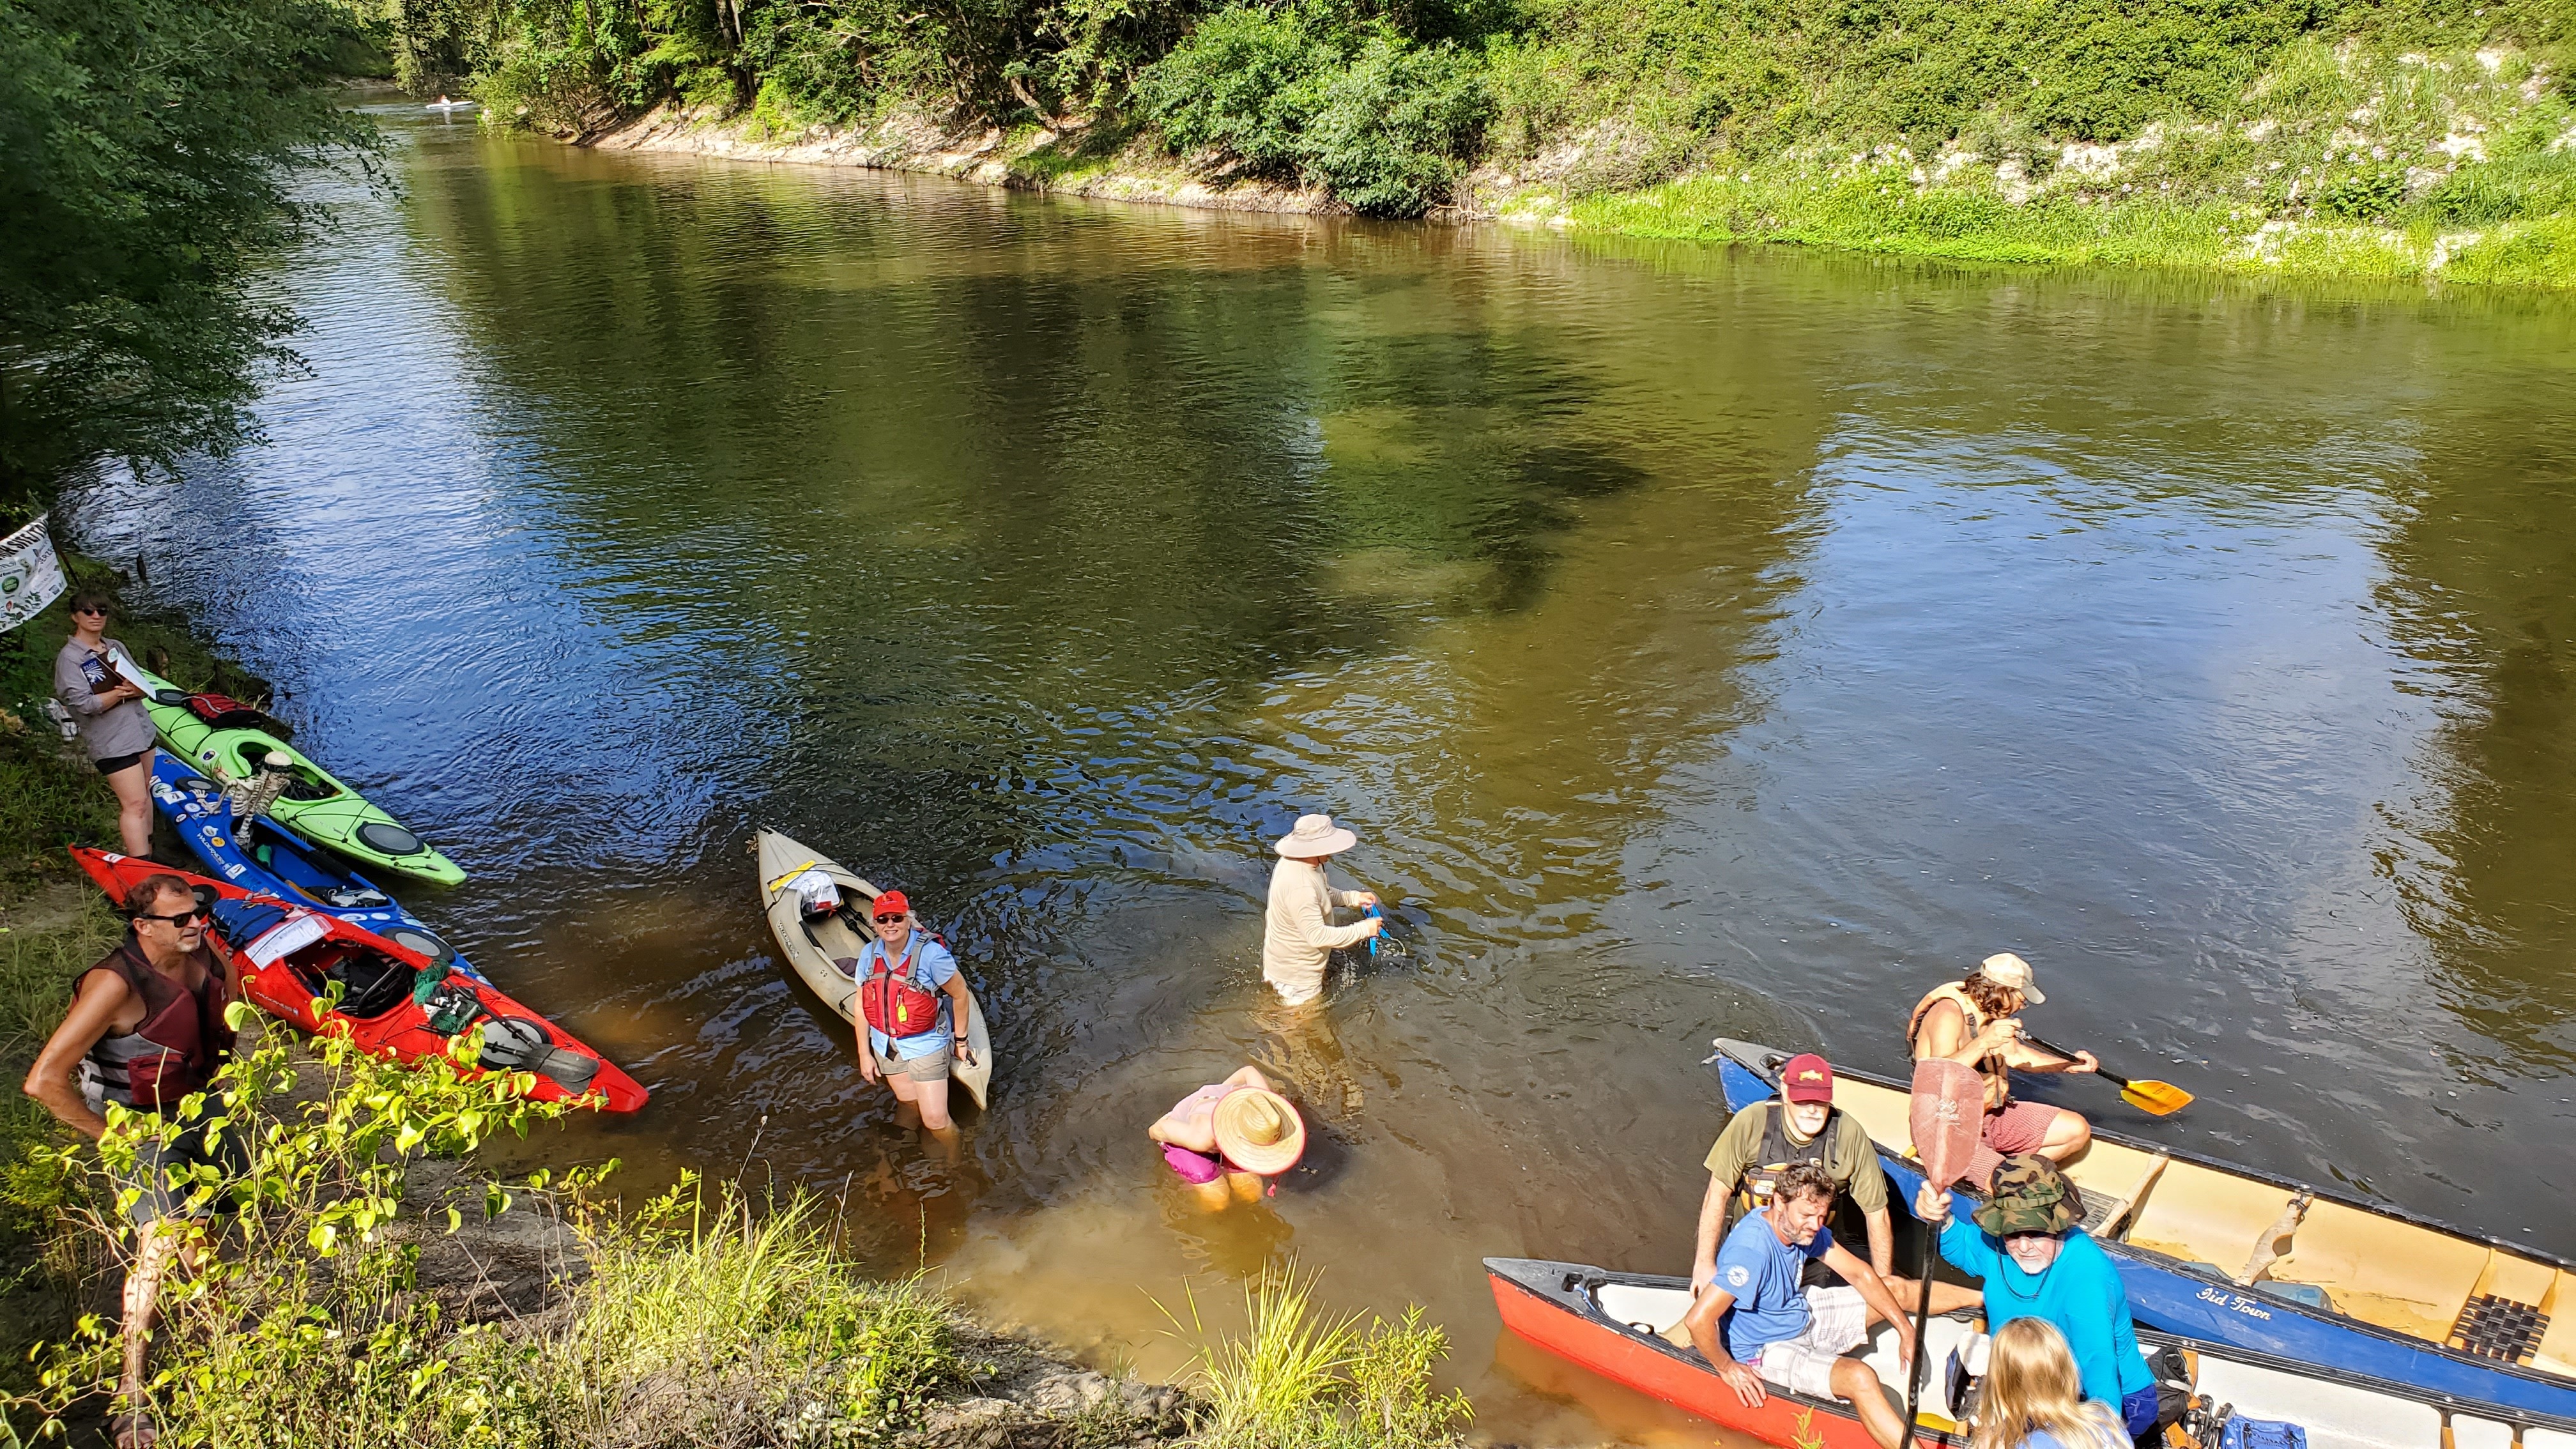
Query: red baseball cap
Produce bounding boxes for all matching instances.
[871,890,910,921]
[1781,1053,1836,1104]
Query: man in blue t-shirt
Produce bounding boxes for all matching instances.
[1681,1162,1920,1449]
[1915,1153,2158,1441]
[853,890,977,1156]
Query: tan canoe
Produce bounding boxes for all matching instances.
[754,827,992,1108]
[1712,1038,2576,1423]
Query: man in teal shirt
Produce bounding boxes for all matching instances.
[1915,1154,2157,1441]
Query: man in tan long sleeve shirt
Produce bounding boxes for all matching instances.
[1261,814,1384,1006]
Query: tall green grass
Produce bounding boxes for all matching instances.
[537,1174,970,1445]
[1160,1262,1469,1449]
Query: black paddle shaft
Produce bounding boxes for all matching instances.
[2019,1031,2133,1089]
[1901,1225,1936,1432]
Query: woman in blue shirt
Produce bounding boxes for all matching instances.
[1915,1154,2156,1443]
[854,890,976,1157]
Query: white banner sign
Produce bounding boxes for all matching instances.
[0,516,68,635]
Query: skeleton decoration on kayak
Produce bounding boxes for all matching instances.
[144,752,484,982]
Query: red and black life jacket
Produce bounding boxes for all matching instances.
[79,937,229,1112]
[857,937,945,1040]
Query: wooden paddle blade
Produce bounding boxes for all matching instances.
[1909,1059,1987,1192]
[2120,1077,2194,1116]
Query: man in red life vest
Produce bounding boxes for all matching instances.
[24,873,246,1449]
[854,890,977,1158]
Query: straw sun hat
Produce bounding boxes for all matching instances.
[1213,1087,1307,1176]
[1273,813,1358,857]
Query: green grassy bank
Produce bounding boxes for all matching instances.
[1533,40,2576,286]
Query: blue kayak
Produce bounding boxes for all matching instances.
[147,752,488,983]
[1710,1038,2576,1425]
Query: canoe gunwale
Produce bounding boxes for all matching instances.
[1711,1039,2576,1413]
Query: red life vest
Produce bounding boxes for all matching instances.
[858,938,944,1040]
[79,938,228,1111]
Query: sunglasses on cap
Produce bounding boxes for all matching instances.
[134,905,213,926]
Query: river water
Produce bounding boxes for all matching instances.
[67,108,2576,1442]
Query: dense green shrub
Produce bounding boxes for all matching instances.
[1134,5,1335,171]
[1134,7,1491,213]
[1303,33,1492,213]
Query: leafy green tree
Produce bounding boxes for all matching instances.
[0,0,379,526]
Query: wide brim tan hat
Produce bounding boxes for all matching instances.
[1981,951,2044,1005]
[1213,1087,1307,1176]
[1273,813,1358,857]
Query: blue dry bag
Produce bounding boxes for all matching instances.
[2220,1419,2308,1449]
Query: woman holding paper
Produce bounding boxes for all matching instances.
[54,592,157,857]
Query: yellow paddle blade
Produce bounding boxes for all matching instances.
[2120,1078,2194,1116]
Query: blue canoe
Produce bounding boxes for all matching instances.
[147,752,488,983]
[1711,1038,2576,1425]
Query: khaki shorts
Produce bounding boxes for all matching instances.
[1755,1286,1869,1400]
[873,1039,953,1083]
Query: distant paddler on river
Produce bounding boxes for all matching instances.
[1261,813,1384,1007]
[1906,952,2095,1188]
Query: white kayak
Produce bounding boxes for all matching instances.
[425,100,477,112]
[753,827,992,1108]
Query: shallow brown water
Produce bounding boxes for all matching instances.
[65,107,2576,1443]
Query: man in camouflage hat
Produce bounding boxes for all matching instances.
[1917,1154,2161,1444]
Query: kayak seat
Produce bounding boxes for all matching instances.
[320,950,417,1020]
[833,956,860,981]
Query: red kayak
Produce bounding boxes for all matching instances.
[74,849,647,1113]
[1487,1255,1974,1449]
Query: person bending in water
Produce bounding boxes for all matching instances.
[854,890,976,1157]
[1147,1066,1306,1209]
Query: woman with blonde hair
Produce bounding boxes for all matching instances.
[1972,1317,2132,1449]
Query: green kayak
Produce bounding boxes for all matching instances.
[114,651,468,887]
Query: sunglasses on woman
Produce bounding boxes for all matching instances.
[873,911,908,925]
